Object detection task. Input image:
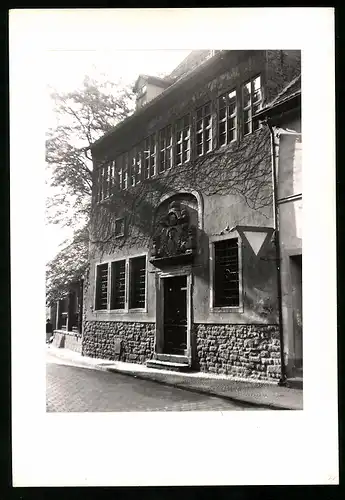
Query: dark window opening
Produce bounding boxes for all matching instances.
[95,263,108,310]
[214,239,240,307]
[129,256,146,309]
[111,260,126,310]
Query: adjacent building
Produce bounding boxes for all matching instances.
[256,74,302,383]
[82,50,301,382]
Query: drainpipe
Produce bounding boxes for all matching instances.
[267,119,286,386]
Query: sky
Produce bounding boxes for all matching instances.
[45,49,192,262]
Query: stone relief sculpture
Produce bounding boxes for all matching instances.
[151,201,196,261]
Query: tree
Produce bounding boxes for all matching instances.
[46,75,135,303]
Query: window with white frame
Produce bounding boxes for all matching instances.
[110,260,126,310]
[159,125,172,173]
[196,102,212,156]
[114,217,125,237]
[218,89,237,146]
[144,134,156,179]
[95,255,147,312]
[242,75,262,135]
[130,147,142,186]
[96,162,114,203]
[116,154,128,191]
[95,263,109,310]
[175,115,190,166]
[129,256,146,309]
[213,238,240,307]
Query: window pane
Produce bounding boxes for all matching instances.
[228,117,236,130]
[197,143,203,155]
[253,75,261,91]
[214,239,239,307]
[196,119,203,131]
[196,108,203,120]
[243,82,251,107]
[204,103,211,115]
[219,122,226,135]
[219,95,227,109]
[219,133,226,146]
[243,121,251,135]
[130,257,146,309]
[204,115,211,128]
[96,264,108,310]
[111,260,126,309]
[219,108,226,121]
[243,109,251,122]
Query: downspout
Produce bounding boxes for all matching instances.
[267,118,286,386]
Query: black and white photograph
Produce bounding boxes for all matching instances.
[45,48,303,414]
[10,8,337,486]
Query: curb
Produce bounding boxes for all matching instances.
[104,366,296,411]
[48,348,300,411]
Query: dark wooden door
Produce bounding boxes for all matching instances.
[163,276,187,354]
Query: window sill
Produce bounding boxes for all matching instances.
[211,305,244,313]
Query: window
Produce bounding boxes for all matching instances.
[110,260,126,310]
[242,75,262,135]
[117,154,128,191]
[96,162,115,202]
[114,218,125,237]
[214,239,239,307]
[144,134,156,179]
[218,89,237,146]
[159,125,173,173]
[130,147,142,186]
[175,115,190,165]
[95,263,109,310]
[129,256,146,309]
[196,102,212,156]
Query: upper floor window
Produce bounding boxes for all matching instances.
[159,125,173,173]
[196,102,212,156]
[175,115,190,166]
[213,238,240,308]
[96,162,115,203]
[218,89,237,146]
[116,154,128,191]
[144,134,156,179]
[130,147,142,187]
[242,75,262,135]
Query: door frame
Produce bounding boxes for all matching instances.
[155,267,192,361]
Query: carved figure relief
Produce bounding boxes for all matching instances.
[151,201,196,260]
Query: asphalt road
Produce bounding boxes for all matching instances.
[46,353,253,412]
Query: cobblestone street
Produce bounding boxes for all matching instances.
[46,352,258,412]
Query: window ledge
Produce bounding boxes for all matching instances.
[211,306,244,313]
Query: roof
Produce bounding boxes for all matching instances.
[133,74,173,93]
[92,50,225,152]
[255,74,301,119]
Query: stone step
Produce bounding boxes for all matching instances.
[155,353,189,364]
[146,359,191,372]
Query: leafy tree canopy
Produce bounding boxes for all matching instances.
[46,75,135,303]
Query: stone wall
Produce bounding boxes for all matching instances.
[82,321,155,363]
[194,324,281,381]
[52,330,82,353]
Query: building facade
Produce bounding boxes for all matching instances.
[82,50,301,382]
[256,75,302,383]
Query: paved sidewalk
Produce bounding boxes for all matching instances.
[47,346,303,410]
